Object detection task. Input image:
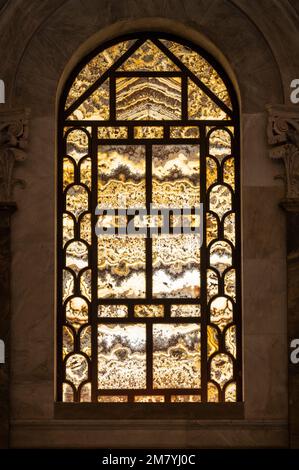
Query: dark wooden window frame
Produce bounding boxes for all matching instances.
[56,32,243,419]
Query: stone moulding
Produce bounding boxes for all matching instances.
[267,104,299,202]
[0,108,29,202]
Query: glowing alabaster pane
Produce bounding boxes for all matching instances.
[66,354,88,388]
[161,39,232,109]
[80,269,92,301]
[188,80,228,120]
[68,80,109,120]
[63,158,74,189]
[119,40,179,72]
[116,76,181,120]
[170,126,200,138]
[66,185,89,219]
[134,396,165,402]
[152,145,200,208]
[134,304,164,317]
[209,240,232,275]
[225,382,237,402]
[134,126,163,139]
[98,324,146,389]
[65,297,89,330]
[153,323,201,389]
[98,127,127,139]
[225,325,236,358]
[210,296,233,331]
[171,395,201,402]
[80,213,91,244]
[98,236,146,298]
[209,184,232,219]
[207,269,219,301]
[80,158,92,188]
[98,145,145,209]
[66,241,88,274]
[170,304,201,317]
[210,353,233,389]
[207,325,218,358]
[206,157,218,188]
[80,326,91,357]
[63,213,74,246]
[63,270,74,301]
[62,383,74,402]
[152,234,200,298]
[66,128,90,162]
[223,157,235,190]
[206,212,218,245]
[65,40,135,108]
[63,326,74,359]
[208,128,232,162]
[98,395,128,402]
[80,383,91,402]
[98,305,128,318]
[224,212,235,245]
[207,382,219,402]
[224,268,236,301]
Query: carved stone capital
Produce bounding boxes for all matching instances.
[267,105,299,203]
[0,108,29,202]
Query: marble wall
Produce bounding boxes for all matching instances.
[0,0,296,447]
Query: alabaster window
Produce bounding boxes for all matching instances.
[57,34,241,405]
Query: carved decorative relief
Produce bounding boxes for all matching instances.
[267,105,299,200]
[0,109,29,202]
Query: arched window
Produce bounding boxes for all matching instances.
[57,34,241,409]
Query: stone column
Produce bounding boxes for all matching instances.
[267,105,299,448]
[0,109,29,448]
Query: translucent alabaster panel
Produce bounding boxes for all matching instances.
[98,305,128,318]
[206,213,218,245]
[80,383,91,402]
[98,324,146,389]
[224,213,235,245]
[66,241,88,274]
[170,126,199,139]
[116,76,181,120]
[171,395,201,402]
[206,157,218,188]
[207,382,219,402]
[63,326,74,358]
[207,325,218,358]
[209,240,232,274]
[210,297,233,331]
[152,145,200,208]
[66,297,89,330]
[80,214,91,244]
[207,269,219,301]
[210,353,233,389]
[68,80,109,120]
[209,128,232,163]
[223,157,235,190]
[225,325,236,358]
[66,185,89,219]
[119,40,179,72]
[98,145,145,208]
[153,234,200,298]
[98,127,128,139]
[188,80,228,120]
[80,158,92,188]
[161,40,232,109]
[153,323,200,389]
[98,236,146,298]
[63,270,74,301]
[98,396,128,402]
[66,128,90,162]
[63,158,74,189]
[170,304,201,317]
[62,383,74,402]
[225,382,237,402]
[63,214,74,246]
[134,304,164,317]
[80,269,92,301]
[209,184,232,219]
[66,40,134,108]
[134,396,165,402]
[80,326,91,357]
[134,126,163,139]
[66,354,88,388]
[224,269,236,301]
